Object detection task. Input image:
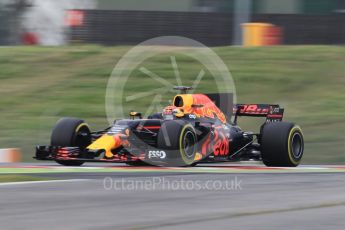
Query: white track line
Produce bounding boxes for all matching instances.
[0,179,90,187]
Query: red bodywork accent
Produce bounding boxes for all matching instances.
[186,94,227,123]
[201,125,229,157]
[143,126,161,130]
[267,114,283,118]
[238,104,269,115]
[55,147,144,163]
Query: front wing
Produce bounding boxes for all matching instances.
[35,146,145,163]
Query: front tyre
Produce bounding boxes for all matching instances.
[157,120,197,166]
[261,122,304,167]
[51,118,91,166]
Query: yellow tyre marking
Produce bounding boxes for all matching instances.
[287,126,303,165]
[179,124,196,165]
[75,123,89,133]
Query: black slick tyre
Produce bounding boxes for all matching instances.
[157,120,197,166]
[51,118,91,166]
[261,122,304,167]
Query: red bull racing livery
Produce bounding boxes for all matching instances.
[35,86,304,167]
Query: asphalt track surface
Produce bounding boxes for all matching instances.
[1,162,345,230]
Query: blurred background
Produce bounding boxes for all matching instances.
[0,0,344,163]
[1,0,345,45]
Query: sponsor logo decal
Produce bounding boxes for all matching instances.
[189,114,197,119]
[148,150,167,159]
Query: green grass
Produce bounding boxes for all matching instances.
[0,174,51,183]
[0,45,344,164]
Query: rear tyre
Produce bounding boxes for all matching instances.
[51,118,91,166]
[261,122,304,167]
[157,120,197,166]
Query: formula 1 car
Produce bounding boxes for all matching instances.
[35,86,304,167]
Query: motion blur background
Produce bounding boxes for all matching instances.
[0,0,344,163]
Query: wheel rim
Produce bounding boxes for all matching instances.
[183,130,196,158]
[291,132,303,159]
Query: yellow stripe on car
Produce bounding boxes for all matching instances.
[87,135,116,158]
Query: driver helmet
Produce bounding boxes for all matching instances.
[162,106,176,120]
[163,106,185,120]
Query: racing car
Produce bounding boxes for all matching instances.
[35,86,304,167]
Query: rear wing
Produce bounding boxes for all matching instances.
[233,104,284,123]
